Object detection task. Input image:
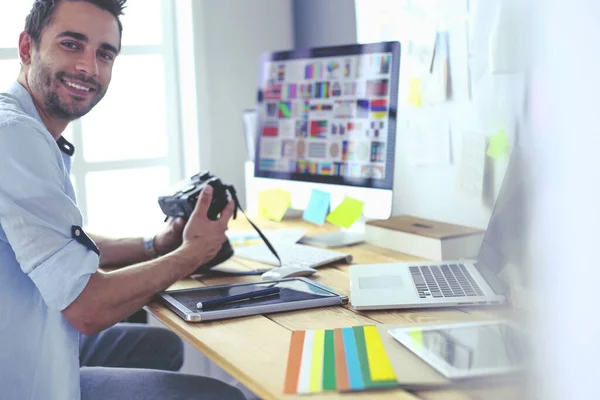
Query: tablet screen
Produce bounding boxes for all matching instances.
[167,279,338,312]
[388,321,526,379]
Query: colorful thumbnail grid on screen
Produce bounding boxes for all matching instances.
[258,53,392,181]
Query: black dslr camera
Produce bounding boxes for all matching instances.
[158,171,238,271]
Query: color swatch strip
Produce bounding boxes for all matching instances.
[283,326,398,394]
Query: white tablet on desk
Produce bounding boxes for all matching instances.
[388,320,527,380]
[159,278,348,322]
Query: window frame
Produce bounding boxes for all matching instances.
[0,0,185,230]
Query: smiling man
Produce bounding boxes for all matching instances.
[0,1,244,400]
[22,1,115,132]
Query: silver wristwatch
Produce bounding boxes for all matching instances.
[143,236,158,258]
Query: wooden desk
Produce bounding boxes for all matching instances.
[146,218,523,400]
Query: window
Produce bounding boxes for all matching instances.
[0,0,184,238]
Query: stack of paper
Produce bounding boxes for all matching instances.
[283,326,398,394]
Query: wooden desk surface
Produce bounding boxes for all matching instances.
[146,218,523,400]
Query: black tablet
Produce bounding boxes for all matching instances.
[159,278,348,322]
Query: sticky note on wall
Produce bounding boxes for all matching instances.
[258,189,290,221]
[326,197,364,228]
[487,129,509,159]
[407,78,422,107]
[303,189,331,226]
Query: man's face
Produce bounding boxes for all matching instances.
[26,1,120,121]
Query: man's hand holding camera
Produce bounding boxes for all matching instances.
[152,218,186,256]
[180,185,235,271]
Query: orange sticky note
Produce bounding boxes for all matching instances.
[408,78,422,107]
[326,197,364,228]
[258,189,291,221]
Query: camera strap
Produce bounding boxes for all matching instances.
[227,186,282,267]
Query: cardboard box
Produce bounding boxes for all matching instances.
[365,215,485,260]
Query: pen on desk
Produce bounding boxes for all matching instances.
[196,287,280,310]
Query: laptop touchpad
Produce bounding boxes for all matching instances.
[359,275,404,290]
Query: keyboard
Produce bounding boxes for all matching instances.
[234,242,353,268]
[410,264,484,299]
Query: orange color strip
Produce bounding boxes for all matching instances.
[333,328,350,391]
[284,330,306,394]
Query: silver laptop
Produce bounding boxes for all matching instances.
[350,148,527,310]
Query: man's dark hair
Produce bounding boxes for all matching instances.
[24,0,127,49]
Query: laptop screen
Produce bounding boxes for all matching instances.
[476,147,529,299]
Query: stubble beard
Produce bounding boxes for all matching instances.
[29,52,106,121]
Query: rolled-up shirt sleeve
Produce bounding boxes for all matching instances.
[0,120,99,311]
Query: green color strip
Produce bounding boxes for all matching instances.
[322,330,336,390]
[352,326,398,389]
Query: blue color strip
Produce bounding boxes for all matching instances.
[341,327,365,390]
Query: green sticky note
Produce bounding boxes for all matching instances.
[326,197,364,228]
[257,189,290,221]
[487,130,509,159]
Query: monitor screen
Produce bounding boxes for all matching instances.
[254,41,401,190]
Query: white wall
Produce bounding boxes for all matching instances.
[183,0,524,230]
[188,0,294,207]
[292,1,527,230]
[528,2,600,398]
[394,1,527,229]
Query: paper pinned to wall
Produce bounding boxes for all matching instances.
[405,23,438,73]
[422,31,451,105]
[406,109,451,166]
[467,0,497,91]
[457,131,486,200]
[407,78,423,107]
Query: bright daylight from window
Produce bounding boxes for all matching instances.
[0,0,182,238]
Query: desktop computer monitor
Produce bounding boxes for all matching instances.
[252,41,400,220]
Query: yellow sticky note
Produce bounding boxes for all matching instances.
[487,129,509,159]
[408,77,422,107]
[325,197,364,228]
[258,189,291,221]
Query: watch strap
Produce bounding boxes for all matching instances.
[143,236,158,258]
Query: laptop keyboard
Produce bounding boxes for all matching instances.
[409,264,484,299]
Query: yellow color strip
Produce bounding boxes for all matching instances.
[363,326,396,381]
[310,330,325,392]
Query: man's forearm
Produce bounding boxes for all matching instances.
[89,234,150,269]
[63,247,198,335]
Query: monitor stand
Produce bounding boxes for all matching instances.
[299,220,366,248]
